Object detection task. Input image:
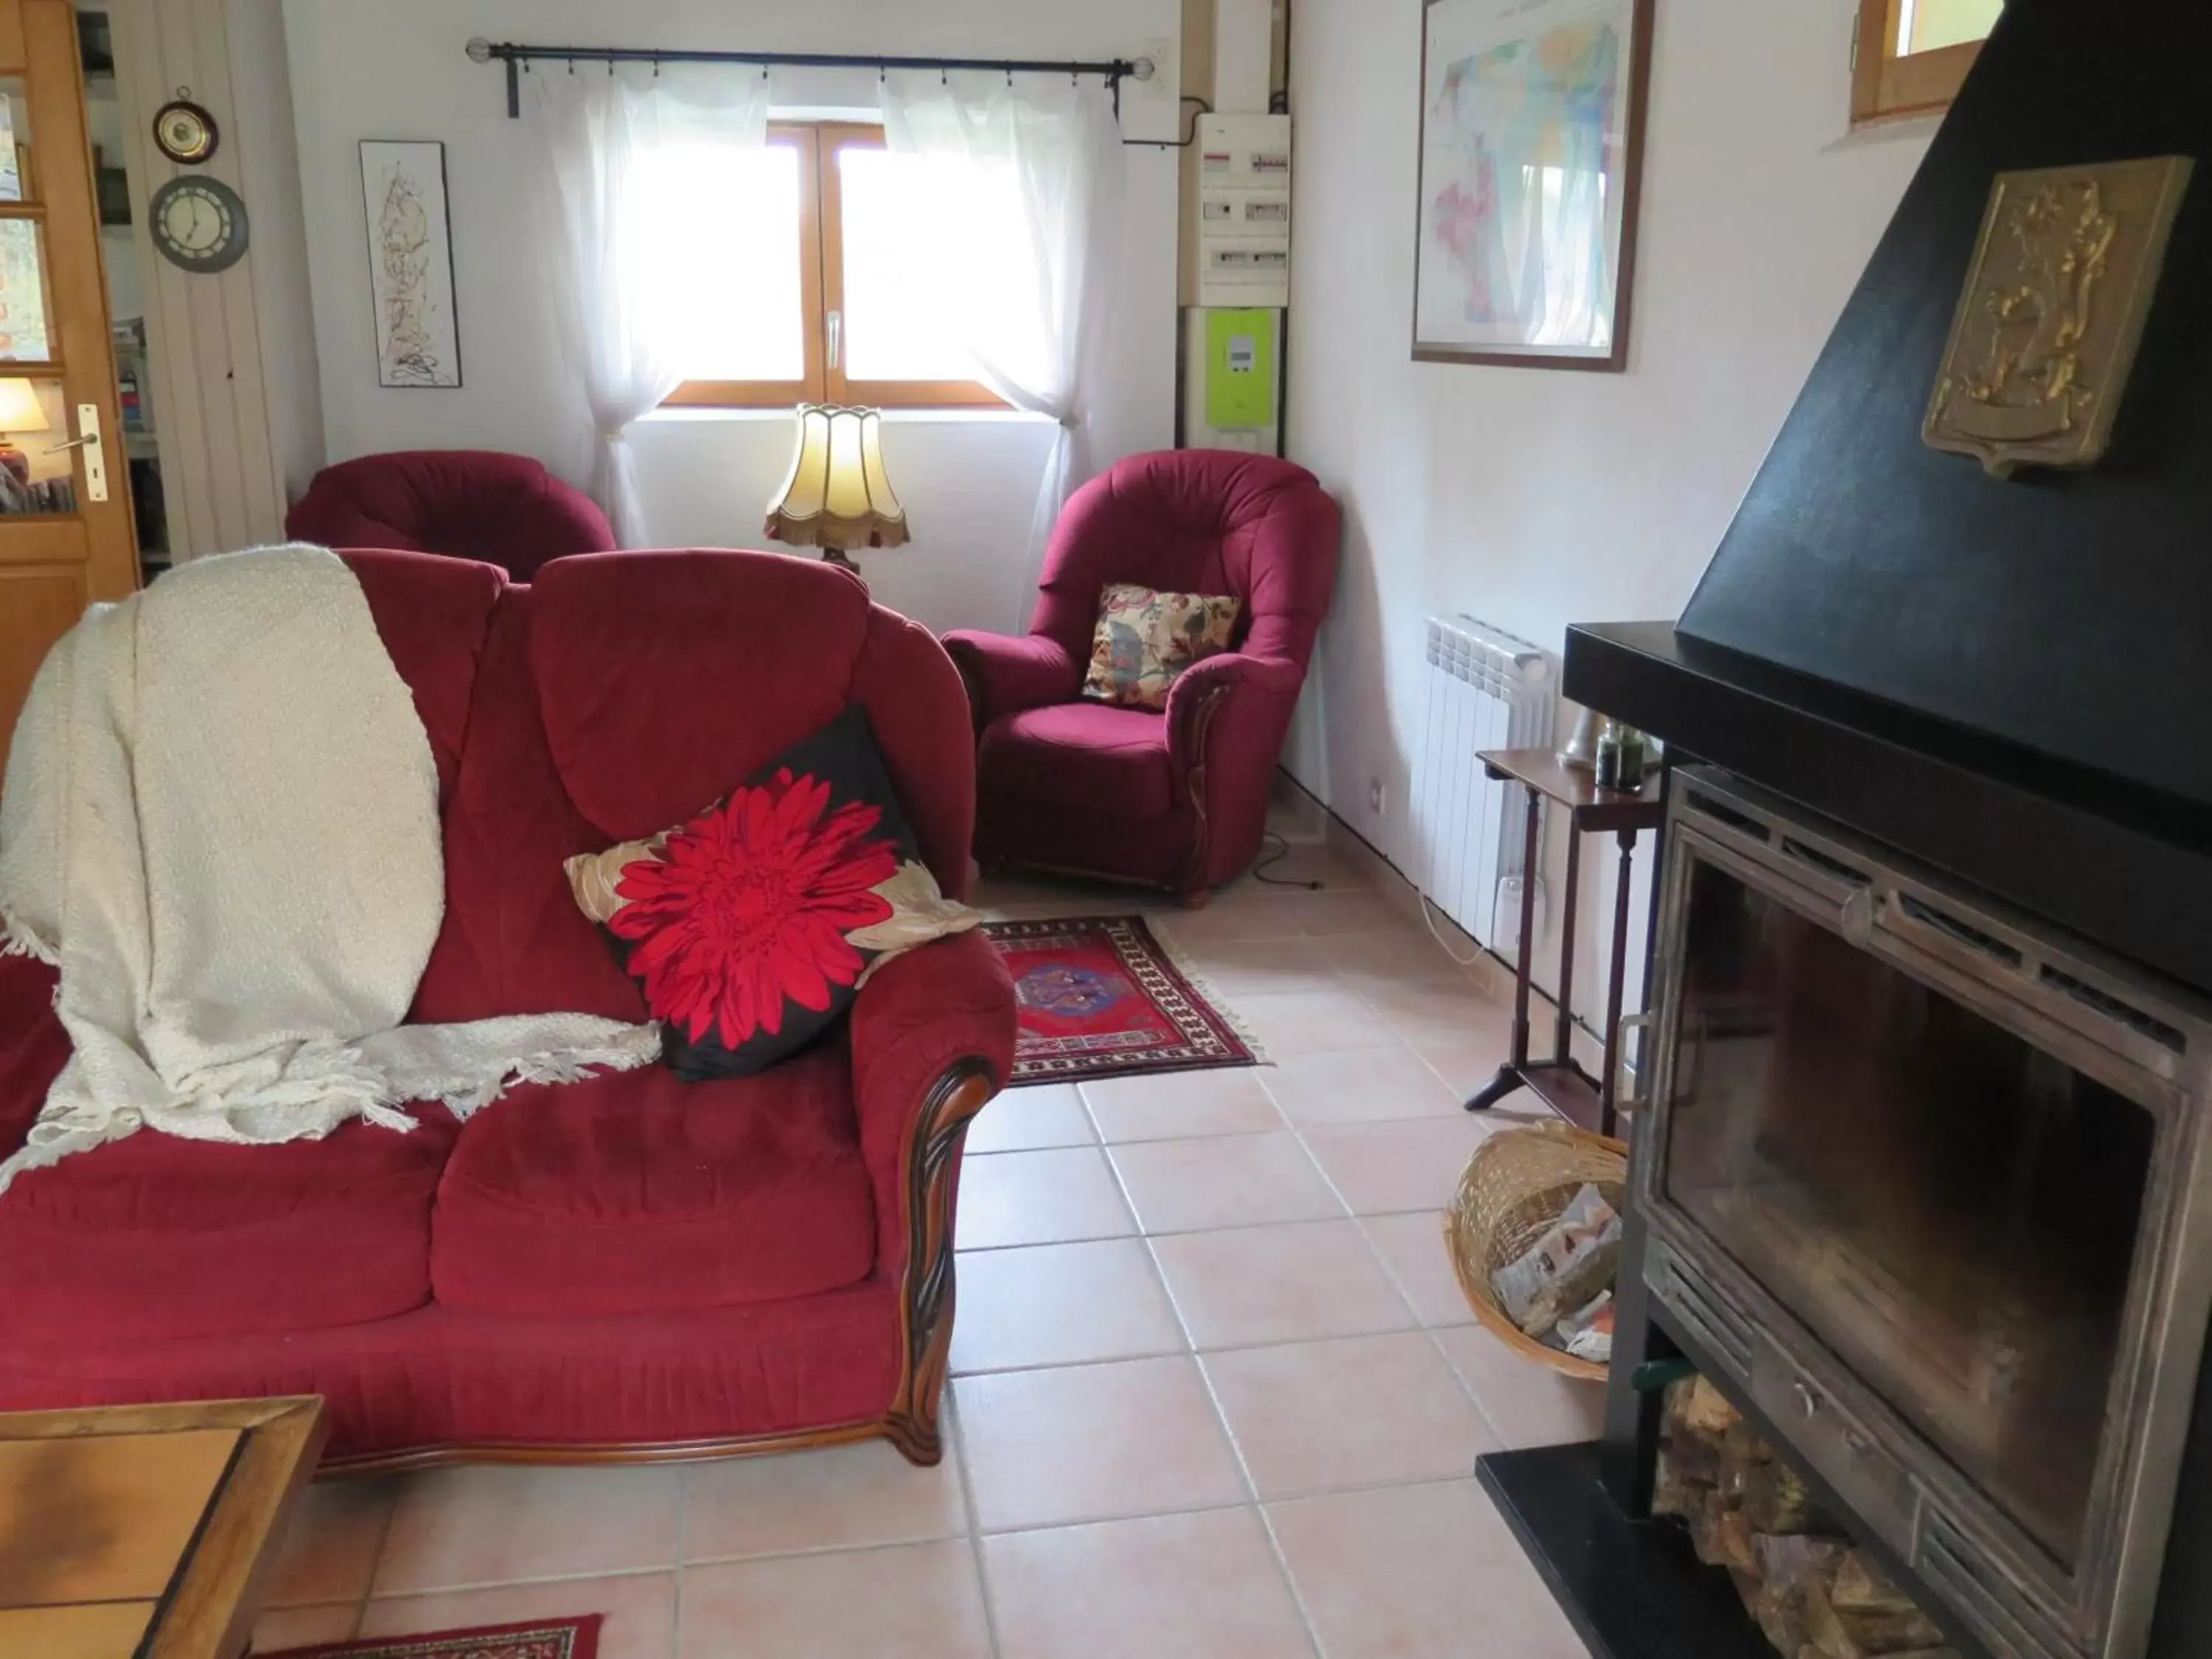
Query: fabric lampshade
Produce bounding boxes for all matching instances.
[0,378,51,434]
[764,404,910,552]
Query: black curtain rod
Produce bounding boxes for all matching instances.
[464,38,1153,120]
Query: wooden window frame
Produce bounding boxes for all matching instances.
[664,121,1002,411]
[818,123,1004,410]
[1851,0,1990,126]
[662,124,824,410]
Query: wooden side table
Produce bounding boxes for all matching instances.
[1466,747,1665,1138]
[0,1396,325,1659]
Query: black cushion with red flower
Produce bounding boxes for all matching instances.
[564,707,981,1079]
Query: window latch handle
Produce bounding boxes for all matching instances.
[827,309,844,372]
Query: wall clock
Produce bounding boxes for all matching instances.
[149,175,249,272]
[153,95,218,164]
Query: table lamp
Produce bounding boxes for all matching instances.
[763,403,909,571]
[0,376,51,490]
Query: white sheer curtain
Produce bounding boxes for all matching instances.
[533,69,769,546]
[880,73,1124,616]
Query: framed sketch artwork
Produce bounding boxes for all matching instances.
[360,140,462,388]
[1413,0,1653,371]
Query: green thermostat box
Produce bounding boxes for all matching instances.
[1205,308,1279,430]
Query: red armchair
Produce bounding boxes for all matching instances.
[0,549,1016,1472]
[286,450,616,579]
[943,451,1340,901]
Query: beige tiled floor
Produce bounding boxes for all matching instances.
[252,846,1601,1659]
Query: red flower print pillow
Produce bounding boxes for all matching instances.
[563,707,981,1079]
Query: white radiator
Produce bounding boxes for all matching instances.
[1412,616,1555,948]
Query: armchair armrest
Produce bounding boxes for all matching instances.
[939,631,1085,728]
[1166,651,1304,776]
[0,953,68,1159]
[848,927,1016,1458]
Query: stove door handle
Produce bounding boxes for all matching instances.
[1613,1013,1654,1119]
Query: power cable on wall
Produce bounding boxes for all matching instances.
[1125,94,1212,149]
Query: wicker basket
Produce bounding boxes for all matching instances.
[1446,1120,1630,1382]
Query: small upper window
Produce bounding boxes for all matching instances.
[1852,0,2003,125]
[660,122,1004,410]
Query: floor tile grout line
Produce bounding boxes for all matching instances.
[1425,1319,1516,1449]
[956,1199,1455,1254]
[945,1391,1009,1659]
[352,1479,403,1629]
[1253,1498,1334,1659]
[949,1304,1489,1382]
[353,1472,1521,1605]
[1178,1325,1333,1659]
[960,1088,1493,1161]
[669,1464,692,1659]
[990,1483,1429,1545]
[363,1559,675,1604]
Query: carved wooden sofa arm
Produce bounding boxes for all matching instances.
[848,928,1019,1464]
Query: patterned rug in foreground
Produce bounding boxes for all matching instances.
[984,914,1262,1085]
[261,1617,601,1659]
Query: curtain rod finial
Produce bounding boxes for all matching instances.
[1131,55,1156,82]
[465,36,493,64]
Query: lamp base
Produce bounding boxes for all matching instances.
[819,546,860,571]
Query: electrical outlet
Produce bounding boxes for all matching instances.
[1141,35,1178,96]
[1367,776,1387,818]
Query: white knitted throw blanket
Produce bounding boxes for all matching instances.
[0,544,659,1195]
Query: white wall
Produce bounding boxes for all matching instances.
[1284,0,1934,1015]
[279,0,1183,634]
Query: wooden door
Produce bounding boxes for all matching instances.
[0,0,135,776]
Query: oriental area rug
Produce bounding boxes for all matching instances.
[983,914,1263,1085]
[263,1617,600,1659]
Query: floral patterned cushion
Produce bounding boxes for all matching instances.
[564,707,981,1079]
[1080,582,1242,711]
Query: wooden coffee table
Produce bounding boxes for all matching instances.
[0,1397,325,1659]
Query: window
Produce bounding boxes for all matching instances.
[1851,0,2004,125]
[662,123,1004,409]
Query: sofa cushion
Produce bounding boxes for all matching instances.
[431,1047,878,1316]
[1081,582,1240,711]
[341,549,504,798]
[978,701,1176,820]
[0,1115,459,1343]
[564,707,977,1081]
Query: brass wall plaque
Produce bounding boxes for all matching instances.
[1924,155,2194,479]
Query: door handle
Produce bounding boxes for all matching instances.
[1613,1012,1653,1116]
[47,403,108,501]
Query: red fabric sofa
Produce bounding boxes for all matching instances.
[942,451,1340,901]
[0,549,1015,1472]
[286,451,618,580]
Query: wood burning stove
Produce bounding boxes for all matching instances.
[1636,770,2212,1659]
[1468,4,2212,1653]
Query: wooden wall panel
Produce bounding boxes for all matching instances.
[109,0,293,557]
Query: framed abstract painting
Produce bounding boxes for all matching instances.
[1412,0,1653,372]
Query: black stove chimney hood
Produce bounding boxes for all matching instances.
[1565,0,2212,995]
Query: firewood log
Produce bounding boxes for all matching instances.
[1717,1506,1759,1574]
[1689,1489,1735,1568]
[1804,1573,1947,1657]
[1649,1457,1708,1522]
[1753,1582,1811,1656]
[1664,1427,1723,1486]
[1829,1551,1919,1613]
[1754,1534,1846,1593]
[1742,1452,1834,1534]
[1679,1375,1742,1436]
